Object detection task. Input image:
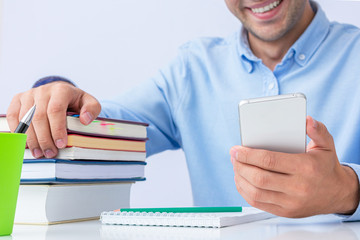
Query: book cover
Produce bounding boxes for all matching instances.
[24,147,146,161]
[20,178,145,184]
[66,134,146,152]
[66,113,148,140]
[0,113,149,140]
[15,183,132,225]
[21,159,146,181]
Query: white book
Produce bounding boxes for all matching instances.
[24,147,146,161]
[21,159,146,181]
[15,183,132,225]
[100,207,274,228]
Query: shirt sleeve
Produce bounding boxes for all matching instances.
[32,76,77,88]
[98,47,190,157]
[335,163,360,221]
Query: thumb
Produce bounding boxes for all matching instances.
[306,116,335,152]
[78,93,102,125]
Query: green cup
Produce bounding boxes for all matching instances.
[0,132,26,236]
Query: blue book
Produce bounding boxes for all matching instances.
[21,159,146,183]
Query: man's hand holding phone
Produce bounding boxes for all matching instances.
[231,116,360,218]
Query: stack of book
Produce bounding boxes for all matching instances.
[0,113,148,224]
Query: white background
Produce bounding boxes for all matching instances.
[0,0,359,207]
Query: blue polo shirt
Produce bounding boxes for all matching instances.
[100,2,360,220]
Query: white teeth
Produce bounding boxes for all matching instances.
[251,0,281,14]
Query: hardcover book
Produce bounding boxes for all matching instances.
[65,113,148,140]
[15,183,132,224]
[24,147,146,161]
[66,134,146,152]
[0,113,149,140]
[21,159,146,182]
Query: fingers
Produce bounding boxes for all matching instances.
[234,161,292,193]
[47,87,73,149]
[230,146,303,174]
[47,88,101,150]
[234,174,285,213]
[6,93,22,132]
[25,124,43,158]
[7,81,97,159]
[30,83,80,158]
[7,91,45,157]
[32,92,58,158]
[77,93,102,125]
[233,164,311,218]
[306,116,335,151]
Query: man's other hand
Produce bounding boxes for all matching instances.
[6,81,101,159]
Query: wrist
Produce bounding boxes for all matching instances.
[336,165,360,215]
[32,76,76,88]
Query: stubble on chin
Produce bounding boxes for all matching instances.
[240,1,308,43]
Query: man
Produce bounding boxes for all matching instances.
[7,0,360,220]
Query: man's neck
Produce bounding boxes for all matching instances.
[248,2,315,71]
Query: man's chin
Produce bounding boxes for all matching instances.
[248,27,288,42]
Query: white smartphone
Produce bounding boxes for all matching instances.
[238,93,306,153]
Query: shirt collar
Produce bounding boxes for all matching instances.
[290,1,330,67]
[237,28,259,73]
[237,1,330,70]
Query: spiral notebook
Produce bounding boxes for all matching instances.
[100,207,274,228]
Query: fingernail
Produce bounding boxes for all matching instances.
[230,148,239,161]
[83,112,94,125]
[44,149,55,158]
[312,118,318,129]
[55,139,66,149]
[33,148,43,158]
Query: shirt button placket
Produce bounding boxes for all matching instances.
[299,54,306,61]
[268,79,279,95]
[260,64,279,96]
[268,82,275,90]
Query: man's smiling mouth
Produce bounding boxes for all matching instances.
[251,0,282,14]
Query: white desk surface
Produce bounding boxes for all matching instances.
[8,214,360,240]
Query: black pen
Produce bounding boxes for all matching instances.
[14,105,36,134]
